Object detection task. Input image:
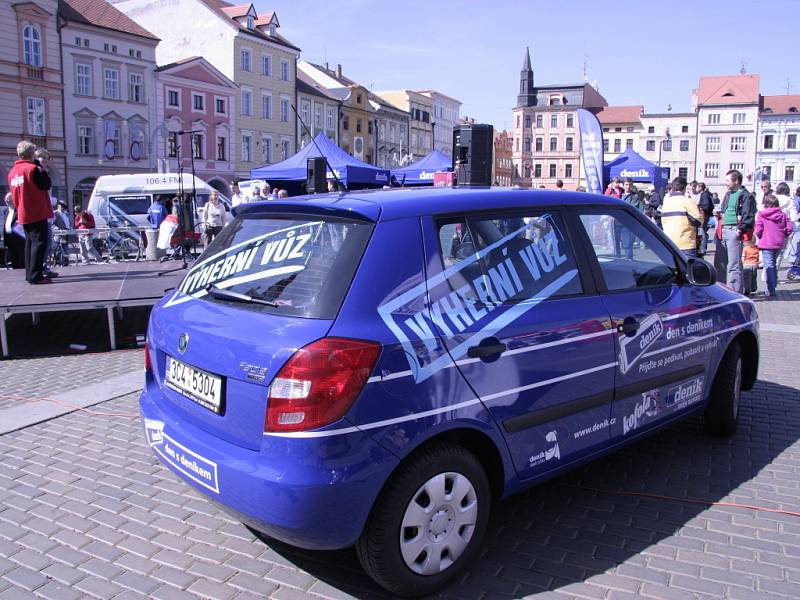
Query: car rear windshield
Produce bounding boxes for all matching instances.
[177,214,373,319]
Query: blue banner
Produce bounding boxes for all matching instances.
[577,109,604,195]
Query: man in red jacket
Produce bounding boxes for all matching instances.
[7,141,53,284]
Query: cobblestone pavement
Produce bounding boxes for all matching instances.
[0,301,798,598]
[0,350,143,411]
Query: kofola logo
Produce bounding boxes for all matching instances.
[623,389,660,435]
[164,222,321,308]
[378,217,579,382]
[618,313,663,374]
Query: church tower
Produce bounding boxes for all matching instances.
[517,46,536,107]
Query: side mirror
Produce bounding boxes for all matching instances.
[686,258,716,286]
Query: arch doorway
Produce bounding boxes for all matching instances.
[207,178,231,199]
[72,177,97,211]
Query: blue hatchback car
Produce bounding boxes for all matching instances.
[141,188,759,597]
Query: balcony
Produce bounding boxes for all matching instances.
[26,65,44,80]
[26,136,47,148]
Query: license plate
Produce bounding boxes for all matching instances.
[165,356,223,414]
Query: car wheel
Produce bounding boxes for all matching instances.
[356,443,490,598]
[704,341,742,436]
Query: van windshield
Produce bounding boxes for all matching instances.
[175,214,373,319]
[108,195,151,215]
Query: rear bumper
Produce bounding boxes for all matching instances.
[139,387,399,550]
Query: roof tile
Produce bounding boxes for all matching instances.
[60,0,158,40]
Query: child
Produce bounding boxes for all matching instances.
[742,238,759,295]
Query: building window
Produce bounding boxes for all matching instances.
[516,115,520,128]
[167,132,177,158]
[549,163,557,178]
[192,93,204,111]
[215,98,225,114]
[704,163,719,178]
[786,166,795,182]
[603,139,609,152]
[23,25,42,67]
[240,49,251,72]
[626,127,634,133]
[646,140,656,152]
[536,114,543,128]
[192,133,203,159]
[282,140,290,159]
[663,138,672,152]
[603,128,609,133]
[280,59,289,81]
[625,139,634,149]
[314,104,322,128]
[535,137,543,152]
[729,162,745,172]
[705,136,720,152]
[647,126,655,134]
[327,108,335,130]
[679,140,689,152]
[548,115,557,128]
[730,136,746,152]
[681,125,689,133]
[524,114,531,128]
[524,137,531,152]
[566,114,574,128]
[103,68,119,99]
[549,137,557,151]
[26,97,45,136]
[678,167,688,178]
[262,137,272,163]
[565,163,572,178]
[301,101,310,125]
[77,125,93,154]
[261,93,271,119]
[242,134,252,162]
[524,164,531,178]
[565,137,573,152]
[356,118,362,133]
[76,64,91,96]
[613,139,621,153]
[763,166,772,180]
[515,138,519,152]
[216,136,226,161]
[167,90,179,107]
[707,113,720,125]
[614,127,622,133]
[763,134,774,149]
[534,164,541,177]
[105,121,120,157]
[732,113,746,124]
[261,54,271,76]
[241,89,252,116]
[280,97,289,122]
[787,134,797,150]
[343,116,349,131]
[129,73,143,102]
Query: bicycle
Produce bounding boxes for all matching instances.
[97,229,141,262]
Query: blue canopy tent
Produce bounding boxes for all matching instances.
[604,148,670,191]
[250,133,390,189]
[391,149,452,186]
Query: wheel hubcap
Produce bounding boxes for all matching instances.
[400,472,478,576]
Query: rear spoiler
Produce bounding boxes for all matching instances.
[233,199,380,223]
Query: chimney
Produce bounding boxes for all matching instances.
[336,63,342,79]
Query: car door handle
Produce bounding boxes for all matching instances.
[467,343,507,358]
[617,320,640,335]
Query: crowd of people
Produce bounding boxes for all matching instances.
[607,171,800,299]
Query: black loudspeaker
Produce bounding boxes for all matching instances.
[307,157,327,194]
[452,124,494,187]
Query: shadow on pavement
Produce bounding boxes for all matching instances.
[258,378,800,599]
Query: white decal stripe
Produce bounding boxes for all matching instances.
[661,298,752,323]
[642,321,755,359]
[479,362,618,403]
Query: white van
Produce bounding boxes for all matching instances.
[87,173,231,229]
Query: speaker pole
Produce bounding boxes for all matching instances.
[291,104,347,193]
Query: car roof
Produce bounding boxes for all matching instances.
[237,188,625,222]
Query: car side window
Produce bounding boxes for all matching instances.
[578,210,679,291]
[436,212,583,307]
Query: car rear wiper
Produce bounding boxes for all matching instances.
[206,285,279,307]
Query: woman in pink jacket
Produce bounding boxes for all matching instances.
[755,195,794,298]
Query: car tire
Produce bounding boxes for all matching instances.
[356,443,490,598]
[704,341,742,436]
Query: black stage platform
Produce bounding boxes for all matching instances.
[0,261,186,357]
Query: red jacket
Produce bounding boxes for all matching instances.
[7,159,53,225]
[75,211,96,230]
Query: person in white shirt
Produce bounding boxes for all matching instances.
[201,191,227,249]
[230,181,245,208]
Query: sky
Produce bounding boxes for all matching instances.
[258,0,799,130]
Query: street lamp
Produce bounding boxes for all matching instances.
[657,128,672,169]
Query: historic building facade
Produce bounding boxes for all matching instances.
[60,0,159,208]
[639,113,697,182]
[511,48,607,189]
[0,0,66,201]
[112,0,299,179]
[296,70,339,149]
[756,95,800,188]
[597,105,643,161]
[374,89,433,163]
[493,130,513,187]
[418,90,461,160]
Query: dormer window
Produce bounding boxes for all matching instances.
[246,16,254,29]
[789,107,798,113]
[269,24,276,36]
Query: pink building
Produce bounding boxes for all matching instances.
[155,56,238,197]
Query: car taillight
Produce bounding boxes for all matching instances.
[265,337,381,432]
[144,341,152,373]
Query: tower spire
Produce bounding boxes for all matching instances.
[517,47,535,107]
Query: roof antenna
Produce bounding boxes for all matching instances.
[739,61,747,75]
[291,103,347,193]
[582,54,588,83]
[786,78,792,95]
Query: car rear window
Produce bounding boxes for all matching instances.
[177,215,373,319]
